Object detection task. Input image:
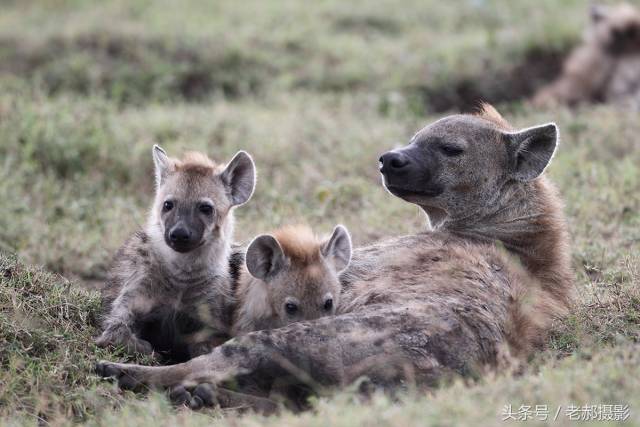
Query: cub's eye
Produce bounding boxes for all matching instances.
[199,203,214,215]
[285,302,298,316]
[162,201,174,212]
[323,298,333,311]
[439,145,464,157]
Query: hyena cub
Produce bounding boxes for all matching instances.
[96,145,256,362]
[232,224,352,335]
[533,3,640,107]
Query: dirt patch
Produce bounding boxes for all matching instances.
[411,47,568,113]
[0,34,271,104]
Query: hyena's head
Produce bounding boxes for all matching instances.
[590,3,640,55]
[245,225,352,327]
[150,145,256,254]
[379,104,557,227]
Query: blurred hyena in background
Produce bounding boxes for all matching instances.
[534,3,640,108]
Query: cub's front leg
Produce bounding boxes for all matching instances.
[96,287,155,356]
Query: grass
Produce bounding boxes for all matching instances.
[0,0,639,425]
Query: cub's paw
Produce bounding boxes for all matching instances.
[95,361,144,391]
[129,338,154,356]
[169,383,217,410]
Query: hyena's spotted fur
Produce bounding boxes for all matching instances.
[533,3,640,108]
[233,224,352,336]
[97,106,574,411]
[96,146,256,362]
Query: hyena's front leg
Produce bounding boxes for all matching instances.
[96,287,155,356]
[96,306,456,394]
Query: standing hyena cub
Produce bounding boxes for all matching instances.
[232,224,352,335]
[96,145,256,362]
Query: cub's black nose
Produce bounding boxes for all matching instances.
[379,151,410,174]
[169,227,192,243]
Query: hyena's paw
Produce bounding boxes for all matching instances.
[95,361,145,391]
[95,332,154,357]
[169,383,216,410]
[128,338,154,356]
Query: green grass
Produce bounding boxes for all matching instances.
[1,0,639,425]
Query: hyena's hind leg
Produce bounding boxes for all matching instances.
[96,306,461,388]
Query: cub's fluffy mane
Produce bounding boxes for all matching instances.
[272,224,323,265]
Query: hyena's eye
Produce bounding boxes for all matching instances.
[323,298,333,311]
[163,201,174,212]
[285,302,298,316]
[198,203,214,215]
[439,144,464,157]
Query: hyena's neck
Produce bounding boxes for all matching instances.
[443,177,575,308]
[145,220,233,287]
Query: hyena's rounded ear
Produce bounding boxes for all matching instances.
[504,123,558,182]
[590,4,608,23]
[152,144,172,187]
[246,235,286,281]
[321,225,352,272]
[221,151,256,206]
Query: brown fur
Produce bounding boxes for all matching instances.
[97,107,575,411]
[533,3,640,108]
[272,225,323,265]
[232,225,348,336]
[474,103,514,131]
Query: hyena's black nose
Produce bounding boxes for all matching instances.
[379,151,410,174]
[169,226,192,243]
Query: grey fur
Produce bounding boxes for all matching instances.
[96,147,256,362]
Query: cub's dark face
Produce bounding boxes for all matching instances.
[151,146,256,254]
[379,112,558,225]
[159,173,226,253]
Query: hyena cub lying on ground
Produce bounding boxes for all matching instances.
[233,224,352,335]
[96,146,255,362]
[534,3,640,108]
[97,105,574,412]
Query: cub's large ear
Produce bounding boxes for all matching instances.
[220,151,256,206]
[505,123,558,182]
[590,4,609,23]
[246,235,286,281]
[321,225,352,272]
[152,145,173,187]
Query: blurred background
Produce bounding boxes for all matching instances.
[0,0,619,283]
[0,1,639,423]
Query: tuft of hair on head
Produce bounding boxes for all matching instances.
[473,102,514,131]
[174,151,221,175]
[272,225,322,265]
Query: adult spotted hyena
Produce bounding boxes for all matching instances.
[96,105,574,409]
[533,3,640,108]
[96,146,256,362]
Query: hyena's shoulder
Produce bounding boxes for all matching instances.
[339,233,515,310]
[101,230,155,306]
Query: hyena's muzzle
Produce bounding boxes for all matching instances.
[379,144,444,201]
